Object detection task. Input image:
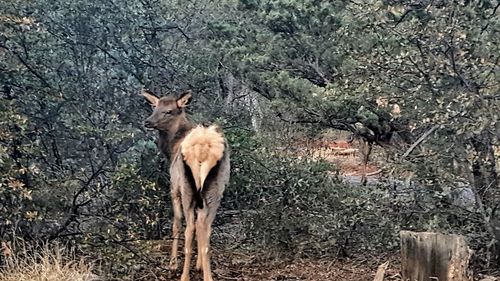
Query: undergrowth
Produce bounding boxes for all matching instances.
[0,241,97,281]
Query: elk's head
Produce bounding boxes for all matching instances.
[142,90,192,131]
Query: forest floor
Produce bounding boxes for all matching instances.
[209,250,400,281]
[147,206,402,281]
[146,241,401,281]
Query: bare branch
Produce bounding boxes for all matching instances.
[402,124,439,159]
[139,23,190,41]
[307,56,330,85]
[49,147,118,240]
[0,43,52,88]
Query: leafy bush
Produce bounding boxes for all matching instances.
[226,130,488,260]
[224,129,398,256]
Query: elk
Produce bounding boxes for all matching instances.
[142,90,230,281]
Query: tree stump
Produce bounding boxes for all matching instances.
[400,231,472,281]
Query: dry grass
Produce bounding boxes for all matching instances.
[0,242,98,281]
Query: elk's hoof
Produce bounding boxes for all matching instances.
[169,257,178,271]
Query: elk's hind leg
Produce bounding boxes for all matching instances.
[196,228,203,272]
[196,204,218,281]
[169,190,182,271]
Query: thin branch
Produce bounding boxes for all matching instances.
[139,23,190,41]
[492,2,500,17]
[409,39,439,99]
[307,56,330,85]
[394,9,414,27]
[402,124,439,159]
[0,44,52,88]
[49,147,118,240]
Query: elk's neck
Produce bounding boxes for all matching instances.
[158,117,194,160]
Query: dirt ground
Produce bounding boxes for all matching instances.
[153,250,401,281]
[210,251,401,281]
[145,237,401,281]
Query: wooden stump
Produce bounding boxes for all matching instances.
[400,231,472,281]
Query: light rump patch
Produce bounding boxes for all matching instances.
[181,125,225,192]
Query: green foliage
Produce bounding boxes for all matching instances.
[1,0,499,276]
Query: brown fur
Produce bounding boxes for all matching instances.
[142,90,230,281]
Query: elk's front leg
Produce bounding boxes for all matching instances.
[181,205,195,281]
[169,190,182,271]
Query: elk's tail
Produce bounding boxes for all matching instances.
[181,125,225,208]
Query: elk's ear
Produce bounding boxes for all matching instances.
[142,90,159,107]
[176,90,192,108]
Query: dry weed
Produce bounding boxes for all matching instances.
[0,242,98,281]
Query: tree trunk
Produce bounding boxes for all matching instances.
[360,141,372,186]
[249,90,262,133]
[471,132,499,203]
[471,132,500,264]
[400,231,472,281]
[223,72,235,110]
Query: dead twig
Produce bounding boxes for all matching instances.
[366,169,382,176]
[373,261,389,281]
